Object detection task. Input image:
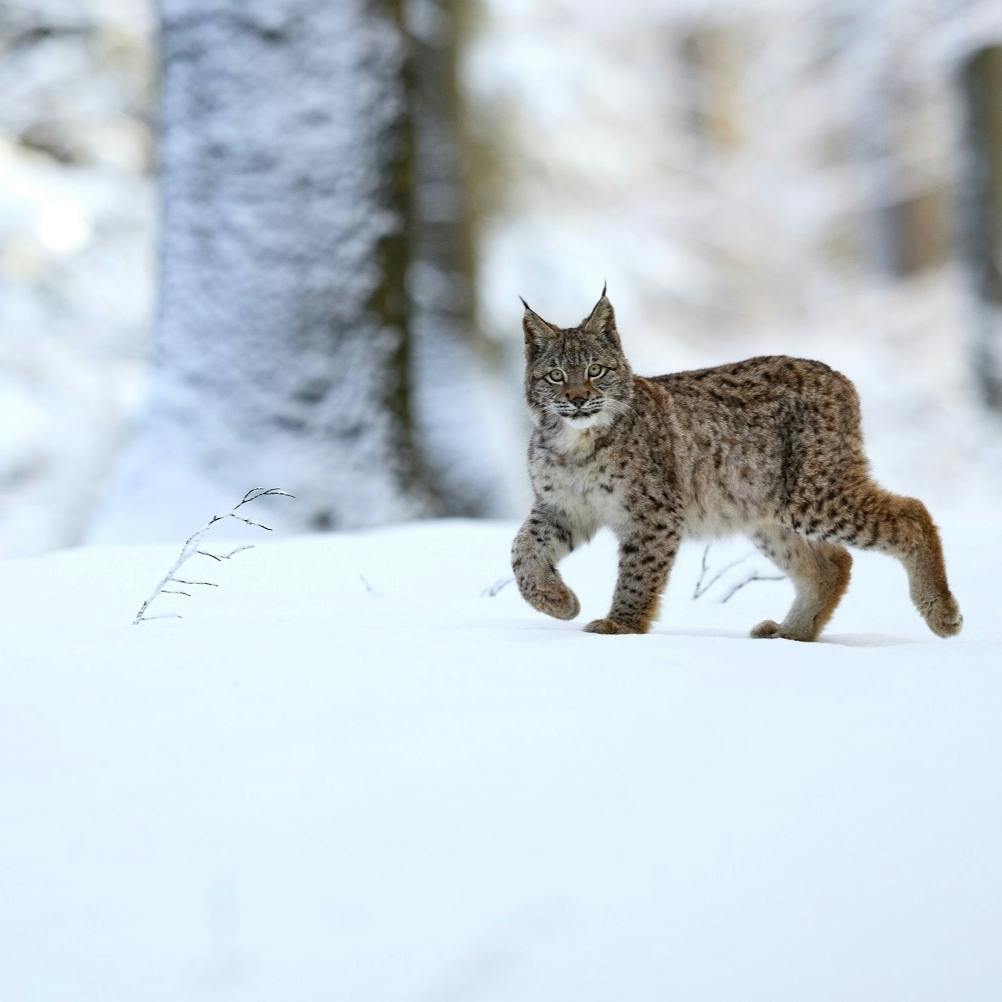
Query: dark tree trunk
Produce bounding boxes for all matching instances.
[406,0,501,516]
[959,44,1002,412]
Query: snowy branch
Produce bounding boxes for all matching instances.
[132,488,294,625]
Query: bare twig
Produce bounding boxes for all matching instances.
[197,545,255,562]
[359,573,381,596]
[481,576,514,598]
[229,514,272,531]
[689,545,781,597]
[719,570,785,604]
[696,553,755,598]
[132,488,294,625]
[692,544,711,599]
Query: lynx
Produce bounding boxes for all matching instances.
[511,289,962,642]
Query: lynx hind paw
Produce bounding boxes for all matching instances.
[527,580,580,621]
[584,618,643,635]
[924,593,963,638]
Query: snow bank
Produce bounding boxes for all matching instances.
[2,519,1000,1000]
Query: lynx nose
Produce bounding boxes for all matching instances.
[569,395,588,408]
[566,386,593,409]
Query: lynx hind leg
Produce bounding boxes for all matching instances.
[890,497,963,637]
[790,486,962,638]
[749,526,852,642]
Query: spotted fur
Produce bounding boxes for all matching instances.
[511,290,962,641]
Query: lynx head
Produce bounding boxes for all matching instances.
[521,287,633,430]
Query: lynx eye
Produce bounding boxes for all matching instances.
[587,363,606,378]
[545,368,565,384]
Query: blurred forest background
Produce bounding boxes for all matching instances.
[2,0,1001,556]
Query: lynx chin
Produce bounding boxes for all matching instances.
[511,288,962,642]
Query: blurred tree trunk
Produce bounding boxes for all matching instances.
[863,80,948,280]
[959,45,1002,412]
[97,0,493,538]
[406,0,501,516]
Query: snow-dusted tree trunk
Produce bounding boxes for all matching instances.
[959,44,1002,413]
[96,0,438,538]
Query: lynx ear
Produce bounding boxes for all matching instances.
[521,297,558,351]
[582,284,620,347]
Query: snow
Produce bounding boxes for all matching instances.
[3,518,1000,1000]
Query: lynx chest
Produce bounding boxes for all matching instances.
[532,450,628,541]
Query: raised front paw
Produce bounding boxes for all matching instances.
[583,618,645,635]
[520,576,581,621]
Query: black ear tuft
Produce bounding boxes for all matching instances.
[582,288,616,339]
[521,298,557,347]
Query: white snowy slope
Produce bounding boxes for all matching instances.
[1,518,1000,1001]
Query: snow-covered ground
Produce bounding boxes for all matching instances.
[2,517,1000,1001]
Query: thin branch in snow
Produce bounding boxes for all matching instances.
[229,514,272,531]
[235,487,293,509]
[359,573,382,596]
[197,545,255,562]
[693,543,786,602]
[719,571,785,604]
[482,576,514,597]
[692,544,711,599]
[692,544,755,599]
[132,487,294,625]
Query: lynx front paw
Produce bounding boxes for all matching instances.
[521,577,580,621]
[750,619,782,639]
[583,618,644,635]
[750,619,818,642]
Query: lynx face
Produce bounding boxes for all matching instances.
[521,290,634,430]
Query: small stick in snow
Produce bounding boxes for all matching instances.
[481,576,514,597]
[132,488,294,625]
[718,570,785,604]
[693,545,777,597]
[692,544,711,599]
[197,545,255,562]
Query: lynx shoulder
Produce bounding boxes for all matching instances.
[511,289,962,642]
